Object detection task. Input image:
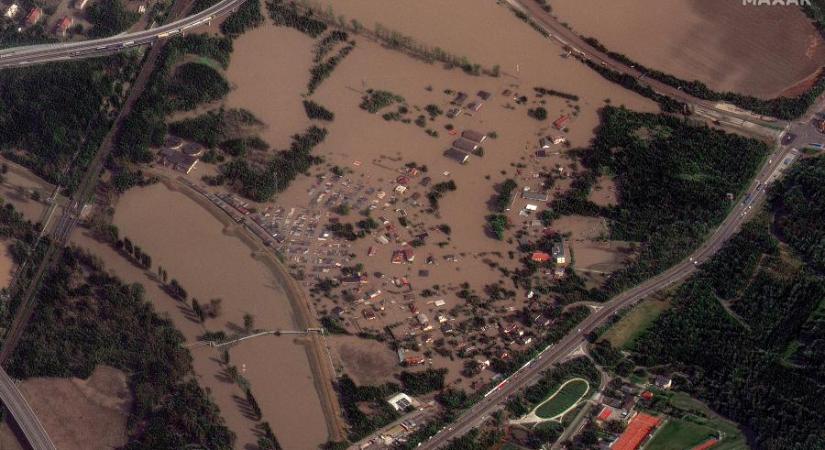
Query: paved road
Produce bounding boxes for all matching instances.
[418,88,825,450]
[0,0,245,69]
[0,2,205,448]
[505,0,787,133]
[0,369,55,450]
[419,137,795,449]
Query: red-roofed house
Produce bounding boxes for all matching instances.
[55,16,73,36]
[612,413,662,450]
[531,251,551,263]
[596,406,613,422]
[24,7,42,26]
[553,115,570,130]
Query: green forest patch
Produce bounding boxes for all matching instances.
[534,378,589,419]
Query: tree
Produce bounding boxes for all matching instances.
[192,298,204,322]
[208,298,223,318]
[243,313,255,332]
[123,237,133,255]
[140,253,151,269]
[529,107,548,120]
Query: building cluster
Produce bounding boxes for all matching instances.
[443,129,488,165]
[591,375,673,449]
[3,3,43,28]
[157,137,203,174]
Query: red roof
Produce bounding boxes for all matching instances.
[24,7,42,26]
[691,439,719,450]
[56,16,73,32]
[641,391,654,400]
[553,115,570,130]
[531,251,551,262]
[612,413,662,450]
[596,406,612,422]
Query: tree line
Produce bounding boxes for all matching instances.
[583,36,824,120]
[631,159,825,448]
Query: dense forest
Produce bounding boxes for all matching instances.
[86,0,140,38]
[632,156,825,450]
[166,62,230,111]
[0,203,234,448]
[0,56,134,191]
[546,106,768,296]
[112,0,263,164]
[113,35,235,163]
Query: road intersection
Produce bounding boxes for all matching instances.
[0,2,818,448]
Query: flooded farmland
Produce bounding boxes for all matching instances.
[549,0,825,98]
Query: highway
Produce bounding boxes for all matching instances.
[419,133,798,448]
[0,369,55,450]
[414,3,823,447]
[0,2,223,448]
[0,0,246,69]
[505,0,787,134]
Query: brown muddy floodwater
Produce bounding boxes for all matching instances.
[112,183,328,449]
[549,0,825,98]
[224,23,316,150]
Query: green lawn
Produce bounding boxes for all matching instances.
[663,393,749,450]
[535,378,589,419]
[646,418,716,450]
[603,297,671,348]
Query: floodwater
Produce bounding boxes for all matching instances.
[211,0,659,395]
[111,183,328,449]
[549,0,825,98]
[224,23,316,150]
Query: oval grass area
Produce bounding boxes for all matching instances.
[535,378,589,419]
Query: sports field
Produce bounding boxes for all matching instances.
[535,378,589,419]
[646,418,716,450]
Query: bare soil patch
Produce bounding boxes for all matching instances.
[330,335,398,386]
[18,365,130,450]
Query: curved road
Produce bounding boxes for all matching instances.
[0,2,806,449]
[418,129,802,449]
[505,0,788,132]
[0,0,246,69]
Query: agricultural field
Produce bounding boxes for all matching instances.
[534,378,589,419]
[550,0,825,98]
[602,296,671,348]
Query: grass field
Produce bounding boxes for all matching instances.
[535,379,589,419]
[646,418,716,450]
[603,296,671,348]
[663,393,749,450]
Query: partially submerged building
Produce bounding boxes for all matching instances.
[443,148,470,164]
[462,129,487,144]
[452,138,479,153]
[159,148,198,174]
